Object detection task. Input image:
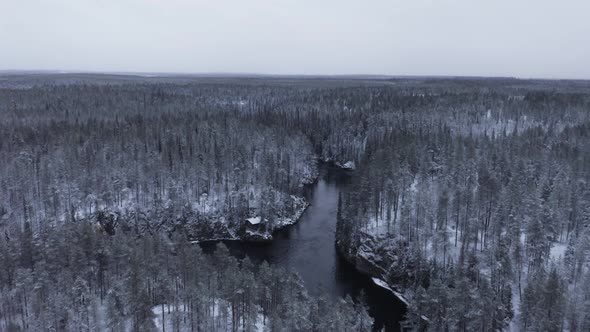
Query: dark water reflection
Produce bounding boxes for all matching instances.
[201,166,406,331]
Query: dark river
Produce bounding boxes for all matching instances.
[202,165,407,331]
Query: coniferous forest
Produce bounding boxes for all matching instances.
[1,74,590,331]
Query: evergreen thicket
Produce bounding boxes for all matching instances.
[1,76,590,331]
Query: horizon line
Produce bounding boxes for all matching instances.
[1,69,589,82]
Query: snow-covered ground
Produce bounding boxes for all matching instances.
[275,195,307,227]
[189,195,309,242]
[247,216,262,225]
[17,298,271,332]
[342,161,356,170]
[550,241,567,261]
[151,300,268,332]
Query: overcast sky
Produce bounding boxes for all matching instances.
[1,0,589,79]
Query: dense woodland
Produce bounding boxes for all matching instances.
[0,82,317,241]
[1,74,590,331]
[0,222,372,331]
[335,82,590,330]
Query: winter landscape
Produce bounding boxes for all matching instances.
[2,0,590,331]
[0,74,589,332]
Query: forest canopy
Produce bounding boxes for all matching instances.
[1,74,590,331]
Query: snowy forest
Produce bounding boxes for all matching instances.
[1,74,590,331]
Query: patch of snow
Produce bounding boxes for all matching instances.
[245,229,272,240]
[550,241,567,261]
[508,282,521,332]
[372,277,394,292]
[247,216,262,225]
[152,300,268,332]
[342,161,356,170]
